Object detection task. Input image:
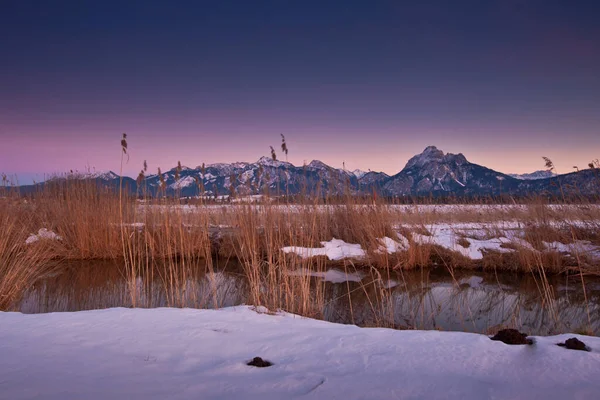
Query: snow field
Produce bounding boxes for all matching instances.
[1,306,599,400]
[280,222,600,262]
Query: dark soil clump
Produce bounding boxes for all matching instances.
[247,357,273,367]
[557,337,590,352]
[490,329,533,345]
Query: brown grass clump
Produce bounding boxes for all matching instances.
[31,178,126,259]
[456,237,471,248]
[0,197,55,310]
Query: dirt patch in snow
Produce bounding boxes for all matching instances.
[557,338,590,352]
[247,357,273,367]
[490,329,533,345]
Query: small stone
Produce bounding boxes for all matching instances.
[247,357,273,367]
[490,329,532,345]
[557,337,590,352]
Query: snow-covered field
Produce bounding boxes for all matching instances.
[280,222,600,262]
[131,203,600,263]
[140,202,600,216]
[1,306,599,400]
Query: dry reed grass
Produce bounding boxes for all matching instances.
[0,196,55,310]
[6,182,600,273]
[2,172,599,333]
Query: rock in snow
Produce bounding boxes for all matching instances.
[1,306,599,400]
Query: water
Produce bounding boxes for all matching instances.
[18,259,600,335]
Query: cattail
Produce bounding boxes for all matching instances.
[175,161,182,181]
[201,163,206,175]
[121,133,128,153]
[158,167,166,191]
[143,160,148,173]
[229,173,236,198]
[136,170,145,185]
[270,146,277,161]
[542,156,555,171]
[256,165,263,193]
[120,133,129,163]
[194,176,202,196]
[281,134,288,157]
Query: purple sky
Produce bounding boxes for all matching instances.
[1,1,599,183]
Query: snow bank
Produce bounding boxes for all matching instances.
[25,228,62,245]
[377,236,409,253]
[282,238,366,260]
[281,227,600,262]
[544,240,600,260]
[407,223,600,260]
[1,307,599,400]
[411,229,514,260]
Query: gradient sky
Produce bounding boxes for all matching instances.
[1,0,599,183]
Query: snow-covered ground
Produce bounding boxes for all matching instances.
[133,203,600,262]
[282,238,366,260]
[25,228,62,245]
[141,203,600,214]
[1,306,599,400]
[279,222,600,262]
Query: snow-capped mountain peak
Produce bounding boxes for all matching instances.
[25,145,595,198]
[307,160,331,170]
[404,146,467,170]
[256,156,290,168]
[87,171,120,180]
[352,169,368,179]
[508,170,557,180]
[405,146,445,169]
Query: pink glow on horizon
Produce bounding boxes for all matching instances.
[2,130,598,180]
[2,107,599,180]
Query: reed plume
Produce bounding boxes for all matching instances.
[281,134,288,160]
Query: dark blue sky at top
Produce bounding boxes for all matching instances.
[1,0,599,180]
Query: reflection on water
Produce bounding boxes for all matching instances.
[18,259,600,335]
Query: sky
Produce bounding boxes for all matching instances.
[1,0,599,183]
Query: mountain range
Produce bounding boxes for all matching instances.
[19,146,599,198]
[508,170,557,180]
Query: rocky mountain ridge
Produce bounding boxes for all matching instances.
[20,146,599,198]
